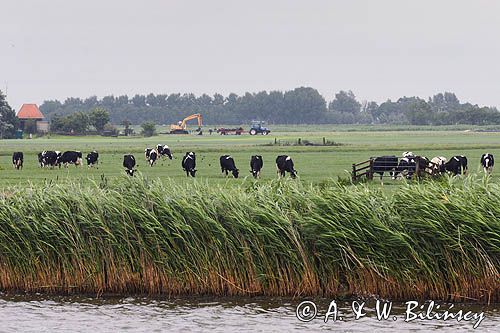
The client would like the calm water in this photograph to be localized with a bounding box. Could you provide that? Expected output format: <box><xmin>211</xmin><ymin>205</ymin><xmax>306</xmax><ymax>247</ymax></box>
<box><xmin>0</xmin><ymin>294</ymin><xmax>498</xmax><ymax>332</ymax></box>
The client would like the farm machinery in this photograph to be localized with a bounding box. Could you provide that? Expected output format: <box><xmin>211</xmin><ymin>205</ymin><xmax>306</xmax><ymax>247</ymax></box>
<box><xmin>249</xmin><ymin>120</ymin><xmax>270</xmax><ymax>135</ymax></box>
<box><xmin>170</xmin><ymin>114</ymin><xmax>203</xmax><ymax>134</ymax></box>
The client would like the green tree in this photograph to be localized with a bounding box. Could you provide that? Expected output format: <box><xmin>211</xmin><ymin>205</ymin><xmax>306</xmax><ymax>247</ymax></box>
<box><xmin>89</xmin><ymin>107</ymin><xmax>110</xmax><ymax>132</ymax></box>
<box><xmin>0</xmin><ymin>91</ymin><xmax>18</xmax><ymax>139</ymax></box>
<box><xmin>329</xmin><ymin>90</ymin><xmax>361</xmax><ymax>114</ymax></box>
<box><xmin>141</xmin><ymin>122</ymin><xmax>156</xmax><ymax>137</ymax></box>
<box><xmin>50</xmin><ymin>112</ymin><xmax>89</xmax><ymax>134</ymax></box>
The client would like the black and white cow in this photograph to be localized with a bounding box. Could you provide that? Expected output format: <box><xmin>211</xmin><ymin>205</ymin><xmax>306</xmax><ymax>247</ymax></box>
<box><xmin>441</xmin><ymin>155</ymin><xmax>468</xmax><ymax>175</ymax></box>
<box><xmin>39</xmin><ymin>151</ymin><xmax>62</xmax><ymax>168</ymax></box>
<box><xmin>276</xmin><ymin>155</ymin><xmax>297</xmax><ymax>178</ymax></box>
<box><xmin>37</xmin><ymin>152</ymin><xmax>44</xmax><ymax>167</ymax></box>
<box><xmin>148</xmin><ymin>149</ymin><xmax>158</xmax><ymax>167</ymax></box>
<box><xmin>156</xmin><ymin>144</ymin><xmax>173</xmax><ymax>159</ymax></box>
<box><xmin>427</xmin><ymin>156</ymin><xmax>447</xmax><ymax>175</ymax></box>
<box><xmin>250</xmin><ymin>155</ymin><xmax>263</xmax><ymax>178</ymax></box>
<box><xmin>12</xmin><ymin>152</ymin><xmax>23</xmax><ymax>170</ymax></box>
<box><xmin>60</xmin><ymin>151</ymin><xmax>83</xmax><ymax>167</ymax></box>
<box><xmin>145</xmin><ymin>148</ymin><xmax>153</xmax><ymax>160</ymax></box>
<box><xmin>372</xmin><ymin>156</ymin><xmax>398</xmax><ymax>180</ymax></box>
<box><xmin>396</xmin><ymin>156</ymin><xmax>417</xmax><ymax>179</ymax></box>
<box><xmin>181</xmin><ymin>152</ymin><xmax>196</xmax><ymax>177</ymax></box>
<box><xmin>123</xmin><ymin>154</ymin><xmax>136</xmax><ymax>176</ymax></box>
<box><xmin>481</xmin><ymin>153</ymin><xmax>494</xmax><ymax>174</ymax></box>
<box><xmin>220</xmin><ymin>155</ymin><xmax>239</xmax><ymax>178</ymax></box>
<box><xmin>86</xmin><ymin>151</ymin><xmax>99</xmax><ymax>168</ymax></box>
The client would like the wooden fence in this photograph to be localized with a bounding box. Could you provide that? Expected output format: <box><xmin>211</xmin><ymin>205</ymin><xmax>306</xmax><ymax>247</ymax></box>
<box><xmin>352</xmin><ymin>156</ymin><xmax>441</xmax><ymax>182</ymax></box>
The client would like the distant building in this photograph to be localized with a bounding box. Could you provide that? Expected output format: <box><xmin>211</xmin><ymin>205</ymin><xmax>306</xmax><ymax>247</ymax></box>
<box><xmin>16</xmin><ymin>103</ymin><xmax>49</xmax><ymax>133</ymax></box>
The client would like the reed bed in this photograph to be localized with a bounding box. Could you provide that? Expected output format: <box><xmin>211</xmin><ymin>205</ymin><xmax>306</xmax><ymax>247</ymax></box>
<box><xmin>0</xmin><ymin>176</ymin><xmax>498</xmax><ymax>302</ymax></box>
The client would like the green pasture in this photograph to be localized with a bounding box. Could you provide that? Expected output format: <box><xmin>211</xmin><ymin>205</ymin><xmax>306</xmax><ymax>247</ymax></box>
<box><xmin>1</xmin><ymin>128</ymin><xmax>500</xmax><ymax>187</ymax></box>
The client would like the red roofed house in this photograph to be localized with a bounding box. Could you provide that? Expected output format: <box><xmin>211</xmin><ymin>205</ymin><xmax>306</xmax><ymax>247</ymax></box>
<box><xmin>16</xmin><ymin>104</ymin><xmax>49</xmax><ymax>133</ymax></box>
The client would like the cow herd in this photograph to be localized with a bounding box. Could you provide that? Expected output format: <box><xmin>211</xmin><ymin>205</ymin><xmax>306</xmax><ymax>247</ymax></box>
<box><xmin>6</xmin><ymin>146</ymin><xmax>495</xmax><ymax>181</ymax></box>
<box><xmin>9</xmin><ymin>150</ymin><xmax>99</xmax><ymax>169</ymax></box>
<box><xmin>122</xmin><ymin>144</ymin><xmax>298</xmax><ymax>179</ymax></box>
<box><xmin>371</xmin><ymin>152</ymin><xmax>494</xmax><ymax>180</ymax></box>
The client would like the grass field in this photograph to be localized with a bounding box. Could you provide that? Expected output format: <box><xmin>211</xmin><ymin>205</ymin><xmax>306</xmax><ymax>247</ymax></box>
<box><xmin>1</xmin><ymin>127</ymin><xmax>500</xmax><ymax>187</ymax></box>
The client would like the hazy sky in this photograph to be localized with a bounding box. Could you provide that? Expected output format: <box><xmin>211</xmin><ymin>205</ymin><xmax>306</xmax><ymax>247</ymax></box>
<box><xmin>2</xmin><ymin>0</ymin><xmax>499</xmax><ymax>110</ymax></box>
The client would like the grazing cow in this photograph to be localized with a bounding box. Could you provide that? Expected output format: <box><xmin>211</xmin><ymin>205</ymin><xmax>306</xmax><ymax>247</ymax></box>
<box><xmin>428</xmin><ymin>156</ymin><xmax>447</xmax><ymax>175</ymax></box>
<box><xmin>396</xmin><ymin>156</ymin><xmax>417</xmax><ymax>179</ymax></box>
<box><xmin>148</xmin><ymin>149</ymin><xmax>158</xmax><ymax>167</ymax></box>
<box><xmin>145</xmin><ymin>148</ymin><xmax>153</xmax><ymax>160</ymax></box>
<box><xmin>415</xmin><ymin>156</ymin><xmax>430</xmax><ymax>177</ymax></box>
<box><xmin>250</xmin><ymin>155</ymin><xmax>263</xmax><ymax>178</ymax></box>
<box><xmin>276</xmin><ymin>155</ymin><xmax>297</xmax><ymax>178</ymax></box>
<box><xmin>156</xmin><ymin>144</ymin><xmax>173</xmax><ymax>159</ymax></box>
<box><xmin>60</xmin><ymin>151</ymin><xmax>83</xmax><ymax>167</ymax></box>
<box><xmin>181</xmin><ymin>152</ymin><xmax>197</xmax><ymax>177</ymax></box>
<box><xmin>39</xmin><ymin>151</ymin><xmax>62</xmax><ymax>168</ymax></box>
<box><xmin>441</xmin><ymin>155</ymin><xmax>468</xmax><ymax>175</ymax></box>
<box><xmin>220</xmin><ymin>155</ymin><xmax>239</xmax><ymax>178</ymax></box>
<box><xmin>38</xmin><ymin>152</ymin><xmax>44</xmax><ymax>167</ymax></box>
<box><xmin>372</xmin><ymin>156</ymin><xmax>398</xmax><ymax>180</ymax></box>
<box><xmin>86</xmin><ymin>151</ymin><xmax>99</xmax><ymax>168</ymax></box>
<box><xmin>123</xmin><ymin>154</ymin><xmax>136</xmax><ymax>176</ymax></box>
<box><xmin>481</xmin><ymin>153</ymin><xmax>494</xmax><ymax>174</ymax></box>
<box><xmin>12</xmin><ymin>152</ymin><xmax>23</xmax><ymax>170</ymax></box>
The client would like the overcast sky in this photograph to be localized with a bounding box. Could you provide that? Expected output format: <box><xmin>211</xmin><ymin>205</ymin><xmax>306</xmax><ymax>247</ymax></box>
<box><xmin>1</xmin><ymin>0</ymin><xmax>499</xmax><ymax>110</ymax></box>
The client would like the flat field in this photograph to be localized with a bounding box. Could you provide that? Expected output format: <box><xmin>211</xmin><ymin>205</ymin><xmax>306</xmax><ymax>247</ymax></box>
<box><xmin>1</xmin><ymin>126</ymin><xmax>500</xmax><ymax>187</ymax></box>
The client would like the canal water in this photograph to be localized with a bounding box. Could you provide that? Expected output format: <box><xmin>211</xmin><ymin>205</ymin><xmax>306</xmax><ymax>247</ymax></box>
<box><xmin>0</xmin><ymin>294</ymin><xmax>498</xmax><ymax>332</ymax></box>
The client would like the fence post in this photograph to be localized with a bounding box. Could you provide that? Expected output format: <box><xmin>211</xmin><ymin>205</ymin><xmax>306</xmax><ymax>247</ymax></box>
<box><xmin>298</xmin><ymin>138</ymin><xmax>302</xmax><ymax>145</ymax></box>
<box><xmin>274</xmin><ymin>137</ymin><xmax>277</xmax><ymax>145</ymax></box>
<box><xmin>323</xmin><ymin>137</ymin><xmax>326</xmax><ymax>145</ymax></box>
<box><xmin>415</xmin><ymin>156</ymin><xmax>420</xmax><ymax>179</ymax></box>
<box><xmin>352</xmin><ymin>164</ymin><xmax>357</xmax><ymax>182</ymax></box>
<box><xmin>368</xmin><ymin>159</ymin><xmax>374</xmax><ymax>180</ymax></box>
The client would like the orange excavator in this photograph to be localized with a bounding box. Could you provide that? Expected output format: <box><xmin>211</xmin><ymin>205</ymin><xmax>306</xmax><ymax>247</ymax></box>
<box><xmin>170</xmin><ymin>113</ymin><xmax>203</xmax><ymax>134</ymax></box>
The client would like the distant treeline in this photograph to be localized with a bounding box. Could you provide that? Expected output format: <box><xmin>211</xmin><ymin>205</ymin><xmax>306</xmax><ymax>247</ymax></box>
<box><xmin>39</xmin><ymin>88</ymin><xmax>500</xmax><ymax>125</ymax></box>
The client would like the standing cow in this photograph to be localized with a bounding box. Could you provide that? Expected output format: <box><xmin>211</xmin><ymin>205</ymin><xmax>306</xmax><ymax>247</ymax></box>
<box><xmin>182</xmin><ymin>152</ymin><xmax>197</xmax><ymax>177</ymax></box>
<box><xmin>250</xmin><ymin>155</ymin><xmax>263</xmax><ymax>178</ymax></box>
<box><xmin>148</xmin><ymin>149</ymin><xmax>158</xmax><ymax>166</ymax></box>
<box><xmin>396</xmin><ymin>156</ymin><xmax>416</xmax><ymax>179</ymax></box>
<box><xmin>60</xmin><ymin>151</ymin><xmax>83</xmax><ymax>167</ymax></box>
<box><xmin>276</xmin><ymin>155</ymin><xmax>297</xmax><ymax>178</ymax></box>
<box><xmin>12</xmin><ymin>152</ymin><xmax>23</xmax><ymax>170</ymax></box>
<box><xmin>220</xmin><ymin>155</ymin><xmax>239</xmax><ymax>178</ymax></box>
<box><xmin>145</xmin><ymin>148</ymin><xmax>153</xmax><ymax>160</ymax></box>
<box><xmin>38</xmin><ymin>151</ymin><xmax>62</xmax><ymax>168</ymax></box>
<box><xmin>123</xmin><ymin>154</ymin><xmax>136</xmax><ymax>176</ymax></box>
<box><xmin>372</xmin><ymin>156</ymin><xmax>398</xmax><ymax>180</ymax></box>
<box><xmin>441</xmin><ymin>155</ymin><xmax>468</xmax><ymax>175</ymax></box>
<box><xmin>86</xmin><ymin>151</ymin><xmax>99</xmax><ymax>168</ymax></box>
<box><xmin>428</xmin><ymin>156</ymin><xmax>447</xmax><ymax>175</ymax></box>
<box><xmin>156</xmin><ymin>144</ymin><xmax>173</xmax><ymax>159</ymax></box>
<box><xmin>481</xmin><ymin>153</ymin><xmax>494</xmax><ymax>174</ymax></box>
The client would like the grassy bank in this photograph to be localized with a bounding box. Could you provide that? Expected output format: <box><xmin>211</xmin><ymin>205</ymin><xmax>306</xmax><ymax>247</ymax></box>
<box><xmin>0</xmin><ymin>177</ymin><xmax>498</xmax><ymax>302</ymax></box>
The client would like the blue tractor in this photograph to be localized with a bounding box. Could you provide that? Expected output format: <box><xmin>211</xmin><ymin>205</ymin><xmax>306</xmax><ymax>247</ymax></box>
<box><xmin>249</xmin><ymin>121</ymin><xmax>270</xmax><ymax>135</ymax></box>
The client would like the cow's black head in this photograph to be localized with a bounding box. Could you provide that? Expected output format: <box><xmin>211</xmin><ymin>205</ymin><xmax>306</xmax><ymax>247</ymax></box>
<box><xmin>290</xmin><ymin>170</ymin><xmax>297</xmax><ymax>179</ymax></box>
<box><xmin>189</xmin><ymin>169</ymin><xmax>197</xmax><ymax>177</ymax></box>
<box><xmin>125</xmin><ymin>169</ymin><xmax>136</xmax><ymax>176</ymax></box>
<box><xmin>165</xmin><ymin>149</ymin><xmax>173</xmax><ymax>160</ymax></box>
<box><xmin>251</xmin><ymin>169</ymin><xmax>258</xmax><ymax>178</ymax></box>
<box><xmin>232</xmin><ymin>169</ymin><xmax>239</xmax><ymax>178</ymax></box>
